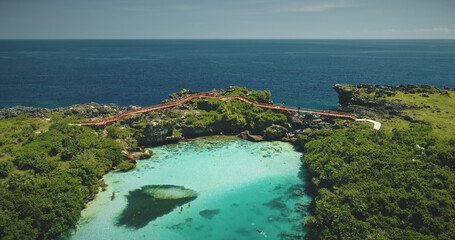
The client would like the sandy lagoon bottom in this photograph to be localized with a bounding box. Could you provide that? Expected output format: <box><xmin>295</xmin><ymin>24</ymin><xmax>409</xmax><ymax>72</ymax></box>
<box><xmin>69</xmin><ymin>136</ymin><xmax>311</xmax><ymax>240</ymax></box>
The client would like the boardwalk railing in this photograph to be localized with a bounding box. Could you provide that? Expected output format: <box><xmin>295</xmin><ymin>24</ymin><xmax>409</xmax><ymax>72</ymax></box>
<box><xmin>81</xmin><ymin>92</ymin><xmax>357</xmax><ymax>126</ymax></box>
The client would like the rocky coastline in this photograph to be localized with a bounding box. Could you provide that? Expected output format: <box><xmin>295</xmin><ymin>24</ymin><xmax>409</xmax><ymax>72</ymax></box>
<box><xmin>2</xmin><ymin>84</ymin><xmax>440</xmax><ymax>148</ymax></box>
<box><xmin>333</xmin><ymin>84</ymin><xmax>454</xmax><ymax>120</ymax></box>
<box><xmin>2</xmin><ymin>84</ymin><xmax>448</xmax><ymax>163</ymax></box>
<box><xmin>0</xmin><ymin>102</ymin><xmax>132</xmax><ymax>120</ymax></box>
<box><xmin>0</xmin><ymin>88</ymin><xmax>341</xmax><ymax>147</ymax></box>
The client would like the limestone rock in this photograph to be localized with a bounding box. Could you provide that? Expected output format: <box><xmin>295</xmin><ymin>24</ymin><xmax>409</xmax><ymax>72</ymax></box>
<box><xmin>333</xmin><ymin>84</ymin><xmax>409</xmax><ymax>117</ymax></box>
<box><xmin>264</xmin><ymin>125</ymin><xmax>288</xmax><ymax>140</ymax></box>
<box><xmin>238</xmin><ymin>130</ymin><xmax>264</xmax><ymax>142</ymax></box>
<box><xmin>134</xmin><ymin>121</ymin><xmax>180</xmax><ymax>146</ymax></box>
<box><xmin>142</xmin><ymin>149</ymin><xmax>152</xmax><ymax>159</ymax></box>
<box><xmin>127</xmin><ymin>152</ymin><xmax>143</xmax><ymax>160</ymax></box>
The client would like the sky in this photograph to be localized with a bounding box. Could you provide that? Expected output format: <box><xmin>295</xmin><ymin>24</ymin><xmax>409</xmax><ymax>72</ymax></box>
<box><xmin>0</xmin><ymin>0</ymin><xmax>455</xmax><ymax>39</ymax></box>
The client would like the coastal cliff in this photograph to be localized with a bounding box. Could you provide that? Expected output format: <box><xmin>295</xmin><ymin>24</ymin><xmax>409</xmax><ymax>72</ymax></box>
<box><xmin>80</xmin><ymin>86</ymin><xmax>343</xmax><ymax>146</ymax></box>
<box><xmin>333</xmin><ymin>84</ymin><xmax>454</xmax><ymax>117</ymax></box>
<box><xmin>333</xmin><ymin>84</ymin><xmax>410</xmax><ymax>117</ymax></box>
<box><xmin>333</xmin><ymin>84</ymin><xmax>455</xmax><ymax>138</ymax></box>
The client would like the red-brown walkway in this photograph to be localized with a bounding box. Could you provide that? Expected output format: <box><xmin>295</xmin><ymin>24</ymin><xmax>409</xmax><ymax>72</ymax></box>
<box><xmin>81</xmin><ymin>92</ymin><xmax>357</xmax><ymax>126</ymax></box>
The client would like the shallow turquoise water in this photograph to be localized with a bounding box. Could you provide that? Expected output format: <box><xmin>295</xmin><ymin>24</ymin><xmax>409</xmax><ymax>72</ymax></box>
<box><xmin>69</xmin><ymin>136</ymin><xmax>311</xmax><ymax>240</ymax></box>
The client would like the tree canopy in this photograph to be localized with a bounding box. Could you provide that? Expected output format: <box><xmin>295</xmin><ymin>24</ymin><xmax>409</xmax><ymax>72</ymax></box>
<box><xmin>302</xmin><ymin>123</ymin><xmax>455</xmax><ymax>239</ymax></box>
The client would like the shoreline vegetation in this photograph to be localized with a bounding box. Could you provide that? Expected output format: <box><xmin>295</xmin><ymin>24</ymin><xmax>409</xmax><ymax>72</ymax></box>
<box><xmin>1</xmin><ymin>85</ymin><xmax>455</xmax><ymax>239</ymax></box>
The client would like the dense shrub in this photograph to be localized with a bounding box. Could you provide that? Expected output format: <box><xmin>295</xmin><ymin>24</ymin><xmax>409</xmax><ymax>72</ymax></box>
<box><xmin>0</xmin><ymin>161</ymin><xmax>13</xmax><ymax>178</ymax></box>
<box><xmin>221</xmin><ymin>86</ymin><xmax>272</xmax><ymax>103</ymax></box>
<box><xmin>190</xmin><ymin>98</ymin><xmax>287</xmax><ymax>133</ymax></box>
<box><xmin>117</xmin><ymin>161</ymin><xmax>136</xmax><ymax>171</ymax></box>
<box><xmin>303</xmin><ymin>123</ymin><xmax>455</xmax><ymax>239</ymax></box>
<box><xmin>0</xmin><ymin>121</ymin><xmax>123</xmax><ymax>240</ymax></box>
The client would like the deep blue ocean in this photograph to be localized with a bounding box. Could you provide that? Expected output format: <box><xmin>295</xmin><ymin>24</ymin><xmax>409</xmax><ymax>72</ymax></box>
<box><xmin>1</xmin><ymin>40</ymin><xmax>454</xmax><ymax>110</ymax></box>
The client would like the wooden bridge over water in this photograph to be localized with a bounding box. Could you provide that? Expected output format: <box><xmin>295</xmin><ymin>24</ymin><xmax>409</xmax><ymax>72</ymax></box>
<box><xmin>81</xmin><ymin>92</ymin><xmax>357</xmax><ymax>126</ymax></box>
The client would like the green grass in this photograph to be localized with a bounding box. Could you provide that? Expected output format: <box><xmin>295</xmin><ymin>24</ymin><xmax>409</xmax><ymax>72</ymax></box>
<box><xmin>221</xmin><ymin>86</ymin><xmax>272</xmax><ymax>103</ymax></box>
<box><xmin>0</xmin><ymin>115</ymin><xmax>53</xmax><ymax>161</ymax></box>
<box><xmin>376</xmin><ymin>116</ymin><xmax>410</xmax><ymax>133</ymax></box>
<box><xmin>381</xmin><ymin>91</ymin><xmax>455</xmax><ymax>139</ymax></box>
<box><xmin>340</xmin><ymin>85</ymin><xmax>455</xmax><ymax>139</ymax></box>
<box><xmin>172</xmin><ymin>128</ymin><xmax>182</xmax><ymax>138</ymax></box>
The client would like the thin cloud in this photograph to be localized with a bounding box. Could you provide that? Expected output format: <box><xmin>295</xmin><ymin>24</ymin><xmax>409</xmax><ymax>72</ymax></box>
<box><xmin>358</xmin><ymin>27</ymin><xmax>455</xmax><ymax>39</ymax></box>
<box><xmin>288</xmin><ymin>1</ymin><xmax>351</xmax><ymax>13</ymax></box>
<box><xmin>362</xmin><ymin>27</ymin><xmax>455</xmax><ymax>36</ymax></box>
<box><xmin>381</xmin><ymin>27</ymin><xmax>455</xmax><ymax>34</ymax></box>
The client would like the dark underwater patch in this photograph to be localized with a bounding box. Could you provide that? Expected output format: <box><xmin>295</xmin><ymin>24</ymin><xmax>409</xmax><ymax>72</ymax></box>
<box><xmin>273</xmin><ymin>184</ymin><xmax>282</xmax><ymax>191</ymax></box>
<box><xmin>263</xmin><ymin>197</ymin><xmax>287</xmax><ymax>210</ymax></box>
<box><xmin>116</xmin><ymin>185</ymin><xmax>197</xmax><ymax>229</ymax></box>
<box><xmin>235</xmin><ymin>227</ymin><xmax>252</xmax><ymax>236</ymax></box>
<box><xmin>199</xmin><ymin>209</ymin><xmax>220</xmax><ymax>219</ymax></box>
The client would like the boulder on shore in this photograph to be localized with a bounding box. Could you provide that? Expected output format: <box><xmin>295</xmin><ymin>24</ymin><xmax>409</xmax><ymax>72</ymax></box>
<box><xmin>238</xmin><ymin>130</ymin><xmax>264</xmax><ymax>142</ymax></box>
<box><xmin>126</xmin><ymin>149</ymin><xmax>152</xmax><ymax>160</ymax></box>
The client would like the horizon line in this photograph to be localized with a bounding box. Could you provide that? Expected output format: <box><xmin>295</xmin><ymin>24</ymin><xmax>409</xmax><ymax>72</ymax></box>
<box><xmin>1</xmin><ymin>38</ymin><xmax>455</xmax><ymax>41</ymax></box>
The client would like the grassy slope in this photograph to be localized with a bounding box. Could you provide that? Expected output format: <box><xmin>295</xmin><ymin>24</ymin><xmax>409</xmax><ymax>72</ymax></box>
<box><xmin>0</xmin><ymin>116</ymin><xmax>50</xmax><ymax>163</ymax></box>
<box><xmin>385</xmin><ymin>91</ymin><xmax>455</xmax><ymax>139</ymax></box>
<box><xmin>348</xmin><ymin>86</ymin><xmax>455</xmax><ymax>139</ymax></box>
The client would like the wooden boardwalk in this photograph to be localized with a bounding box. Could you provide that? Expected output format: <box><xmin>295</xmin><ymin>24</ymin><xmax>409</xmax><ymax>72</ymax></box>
<box><xmin>81</xmin><ymin>92</ymin><xmax>357</xmax><ymax>126</ymax></box>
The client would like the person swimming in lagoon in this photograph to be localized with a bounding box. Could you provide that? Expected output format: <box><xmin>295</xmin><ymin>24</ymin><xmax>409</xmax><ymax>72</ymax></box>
<box><xmin>256</xmin><ymin>229</ymin><xmax>267</xmax><ymax>238</ymax></box>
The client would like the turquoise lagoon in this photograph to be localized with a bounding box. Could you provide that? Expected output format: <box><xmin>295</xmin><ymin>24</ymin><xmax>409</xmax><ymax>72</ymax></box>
<box><xmin>69</xmin><ymin>136</ymin><xmax>311</xmax><ymax>240</ymax></box>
